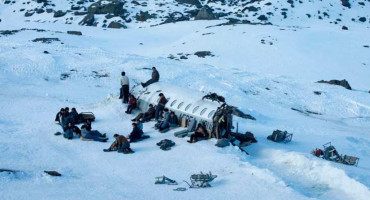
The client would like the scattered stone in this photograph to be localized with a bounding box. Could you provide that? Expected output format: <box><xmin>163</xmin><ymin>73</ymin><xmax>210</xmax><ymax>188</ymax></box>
<box><xmin>46</xmin><ymin>8</ymin><xmax>53</xmax><ymax>13</ymax></box>
<box><xmin>291</xmin><ymin>108</ymin><xmax>322</xmax><ymax>115</ymax></box>
<box><xmin>108</xmin><ymin>21</ymin><xmax>127</xmax><ymax>29</ymax></box>
<box><xmin>162</xmin><ymin>12</ymin><xmax>189</xmax><ymax>24</ymax></box>
<box><xmin>135</xmin><ymin>11</ymin><xmax>156</xmax><ymax>22</ymax></box>
<box><xmin>67</xmin><ymin>31</ymin><xmax>82</xmax><ymax>35</ymax></box>
<box><xmin>60</xmin><ymin>73</ymin><xmax>70</xmax><ymax>80</ymax></box>
<box><xmin>79</xmin><ymin>14</ymin><xmax>95</xmax><ymax>26</ymax></box>
<box><xmin>180</xmin><ymin>55</ymin><xmax>188</xmax><ymax>59</ymax></box>
<box><xmin>317</xmin><ymin>79</ymin><xmax>352</xmax><ymax>90</ymax></box>
<box><xmin>342</xmin><ymin>25</ymin><xmax>348</xmax><ymax>30</ymax></box>
<box><xmin>71</xmin><ymin>5</ymin><xmax>81</xmax><ymax>10</ymax></box>
<box><xmin>74</xmin><ymin>11</ymin><xmax>88</xmax><ymax>16</ymax></box>
<box><xmin>0</xmin><ymin>169</ymin><xmax>19</xmax><ymax>173</ymax></box>
<box><xmin>0</xmin><ymin>30</ymin><xmax>20</xmax><ymax>35</ymax></box>
<box><xmin>364</xmin><ymin>45</ymin><xmax>369</xmax><ymax>48</ymax></box>
<box><xmin>194</xmin><ymin>51</ymin><xmax>214</xmax><ymax>58</ymax></box>
<box><xmin>313</xmin><ymin>91</ymin><xmax>322</xmax><ymax>95</ymax></box>
<box><xmin>36</xmin><ymin>8</ymin><xmax>45</xmax><ymax>14</ymax></box>
<box><xmin>88</xmin><ymin>0</ymin><xmax>127</xmax><ymax>16</ymax></box>
<box><xmin>24</xmin><ymin>11</ymin><xmax>34</xmax><ymax>17</ymax></box>
<box><xmin>43</xmin><ymin>51</ymin><xmax>49</xmax><ymax>54</ymax></box>
<box><xmin>341</xmin><ymin>0</ymin><xmax>351</xmax><ymax>8</ymax></box>
<box><xmin>32</xmin><ymin>38</ymin><xmax>60</xmax><ymax>43</ymax></box>
<box><xmin>257</xmin><ymin>15</ymin><xmax>268</xmax><ymax>21</ymax></box>
<box><xmin>359</xmin><ymin>17</ymin><xmax>367</xmax><ymax>22</ymax></box>
<box><xmin>54</xmin><ymin>10</ymin><xmax>66</xmax><ymax>18</ymax></box>
<box><xmin>44</xmin><ymin>171</ymin><xmax>61</xmax><ymax>176</ymax></box>
<box><xmin>195</xmin><ymin>5</ymin><xmax>217</xmax><ymax>20</ymax></box>
<box><xmin>242</xmin><ymin>6</ymin><xmax>259</xmax><ymax>12</ymax></box>
<box><xmin>175</xmin><ymin>0</ymin><xmax>202</xmax><ymax>8</ymax></box>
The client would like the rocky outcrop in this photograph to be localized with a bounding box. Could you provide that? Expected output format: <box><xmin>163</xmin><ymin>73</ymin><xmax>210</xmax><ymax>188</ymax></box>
<box><xmin>317</xmin><ymin>79</ymin><xmax>352</xmax><ymax>90</ymax></box>
<box><xmin>194</xmin><ymin>51</ymin><xmax>214</xmax><ymax>58</ymax></box>
<box><xmin>175</xmin><ymin>0</ymin><xmax>202</xmax><ymax>8</ymax></box>
<box><xmin>88</xmin><ymin>0</ymin><xmax>127</xmax><ymax>16</ymax></box>
<box><xmin>67</xmin><ymin>31</ymin><xmax>82</xmax><ymax>35</ymax></box>
<box><xmin>195</xmin><ymin>5</ymin><xmax>216</xmax><ymax>20</ymax></box>
<box><xmin>54</xmin><ymin>10</ymin><xmax>66</xmax><ymax>18</ymax></box>
<box><xmin>79</xmin><ymin>14</ymin><xmax>95</xmax><ymax>26</ymax></box>
<box><xmin>135</xmin><ymin>11</ymin><xmax>156</xmax><ymax>22</ymax></box>
<box><xmin>162</xmin><ymin>12</ymin><xmax>190</xmax><ymax>24</ymax></box>
<box><xmin>108</xmin><ymin>21</ymin><xmax>127</xmax><ymax>29</ymax></box>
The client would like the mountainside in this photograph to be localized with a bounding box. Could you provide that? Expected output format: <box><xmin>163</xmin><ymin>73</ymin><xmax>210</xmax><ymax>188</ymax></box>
<box><xmin>1</xmin><ymin>0</ymin><xmax>370</xmax><ymax>29</ymax></box>
<box><xmin>0</xmin><ymin>1</ymin><xmax>369</xmax><ymax>200</ymax></box>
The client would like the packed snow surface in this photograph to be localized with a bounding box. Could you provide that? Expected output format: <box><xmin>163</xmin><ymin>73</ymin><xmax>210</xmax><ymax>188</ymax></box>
<box><xmin>0</xmin><ymin>3</ymin><xmax>370</xmax><ymax>200</ymax></box>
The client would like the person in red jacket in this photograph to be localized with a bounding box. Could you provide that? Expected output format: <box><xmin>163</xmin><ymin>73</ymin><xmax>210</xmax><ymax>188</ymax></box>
<box><xmin>125</xmin><ymin>95</ymin><xmax>137</xmax><ymax>114</ymax></box>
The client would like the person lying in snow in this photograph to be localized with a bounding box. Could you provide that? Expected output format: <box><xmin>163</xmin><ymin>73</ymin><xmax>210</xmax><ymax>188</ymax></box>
<box><xmin>127</xmin><ymin>123</ymin><xmax>144</xmax><ymax>142</ymax></box>
<box><xmin>80</xmin><ymin>125</ymin><xmax>108</xmax><ymax>142</ymax></box>
<box><xmin>158</xmin><ymin>111</ymin><xmax>178</xmax><ymax>131</ymax></box>
<box><xmin>188</xmin><ymin>123</ymin><xmax>209</xmax><ymax>143</ymax></box>
<box><xmin>131</xmin><ymin>104</ymin><xmax>156</xmax><ymax>122</ymax></box>
<box><xmin>141</xmin><ymin>67</ymin><xmax>159</xmax><ymax>88</ymax></box>
<box><xmin>63</xmin><ymin>122</ymin><xmax>81</xmax><ymax>139</ymax></box>
<box><xmin>104</xmin><ymin>134</ymin><xmax>131</xmax><ymax>153</ymax></box>
<box><xmin>125</xmin><ymin>95</ymin><xmax>137</xmax><ymax>114</ymax></box>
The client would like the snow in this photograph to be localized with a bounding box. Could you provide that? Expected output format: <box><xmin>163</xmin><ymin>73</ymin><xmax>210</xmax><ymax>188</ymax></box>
<box><xmin>1</xmin><ymin>1</ymin><xmax>370</xmax><ymax>200</ymax></box>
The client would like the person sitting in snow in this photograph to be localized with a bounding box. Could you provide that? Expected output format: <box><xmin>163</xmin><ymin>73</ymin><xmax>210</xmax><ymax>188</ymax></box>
<box><xmin>69</xmin><ymin>107</ymin><xmax>81</xmax><ymax>124</ymax></box>
<box><xmin>80</xmin><ymin>125</ymin><xmax>108</xmax><ymax>142</ymax></box>
<box><xmin>55</xmin><ymin>108</ymin><xmax>65</xmax><ymax>124</ymax></box>
<box><xmin>158</xmin><ymin>111</ymin><xmax>178</xmax><ymax>131</ymax></box>
<box><xmin>154</xmin><ymin>108</ymin><xmax>169</xmax><ymax>129</ymax></box>
<box><xmin>127</xmin><ymin>123</ymin><xmax>143</xmax><ymax>142</ymax></box>
<box><xmin>187</xmin><ymin>123</ymin><xmax>209</xmax><ymax>143</ymax></box>
<box><xmin>141</xmin><ymin>67</ymin><xmax>159</xmax><ymax>88</ymax></box>
<box><xmin>63</xmin><ymin>122</ymin><xmax>81</xmax><ymax>139</ymax></box>
<box><xmin>131</xmin><ymin>104</ymin><xmax>155</xmax><ymax>122</ymax></box>
<box><xmin>125</xmin><ymin>95</ymin><xmax>137</xmax><ymax>114</ymax></box>
<box><xmin>104</xmin><ymin>134</ymin><xmax>131</xmax><ymax>153</ymax></box>
<box><xmin>84</xmin><ymin>119</ymin><xmax>92</xmax><ymax>131</ymax></box>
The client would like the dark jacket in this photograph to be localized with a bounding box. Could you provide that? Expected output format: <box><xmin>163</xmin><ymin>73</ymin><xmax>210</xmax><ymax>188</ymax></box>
<box><xmin>73</xmin><ymin>126</ymin><xmax>81</xmax><ymax>135</ymax></box>
<box><xmin>146</xmin><ymin>107</ymin><xmax>155</xmax><ymax>116</ymax></box>
<box><xmin>69</xmin><ymin>111</ymin><xmax>79</xmax><ymax>122</ymax></box>
<box><xmin>116</xmin><ymin>135</ymin><xmax>129</xmax><ymax>147</ymax></box>
<box><xmin>129</xmin><ymin>127</ymin><xmax>142</xmax><ymax>141</ymax></box>
<box><xmin>158</xmin><ymin>96</ymin><xmax>167</xmax><ymax>106</ymax></box>
<box><xmin>129</xmin><ymin>97</ymin><xmax>137</xmax><ymax>106</ymax></box>
<box><xmin>195</xmin><ymin>126</ymin><xmax>209</xmax><ymax>138</ymax></box>
<box><xmin>152</xmin><ymin>70</ymin><xmax>159</xmax><ymax>81</ymax></box>
<box><xmin>167</xmin><ymin>114</ymin><xmax>178</xmax><ymax>125</ymax></box>
<box><xmin>55</xmin><ymin>112</ymin><xmax>61</xmax><ymax>122</ymax></box>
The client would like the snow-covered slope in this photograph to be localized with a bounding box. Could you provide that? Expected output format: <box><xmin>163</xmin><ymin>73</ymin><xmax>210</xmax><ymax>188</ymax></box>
<box><xmin>0</xmin><ymin>1</ymin><xmax>370</xmax><ymax>200</ymax></box>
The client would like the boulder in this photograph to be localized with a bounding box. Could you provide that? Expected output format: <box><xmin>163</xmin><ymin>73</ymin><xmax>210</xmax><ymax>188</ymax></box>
<box><xmin>135</xmin><ymin>11</ymin><xmax>156</xmax><ymax>22</ymax></box>
<box><xmin>162</xmin><ymin>12</ymin><xmax>190</xmax><ymax>24</ymax></box>
<box><xmin>88</xmin><ymin>0</ymin><xmax>127</xmax><ymax>16</ymax></box>
<box><xmin>342</xmin><ymin>26</ymin><xmax>348</xmax><ymax>30</ymax></box>
<box><xmin>36</xmin><ymin>8</ymin><xmax>45</xmax><ymax>14</ymax></box>
<box><xmin>74</xmin><ymin>11</ymin><xmax>88</xmax><ymax>16</ymax></box>
<box><xmin>359</xmin><ymin>17</ymin><xmax>367</xmax><ymax>22</ymax></box>
<box><xmin>108</xmin><ymin>21</ymin><xmax>127</xmax><ymax>29</ymax></box>
<box><xmin>46</xmin><ymin>8</ymin><xmax>53</xmax><ymax>13</ymax></box>
<box><xmin>317</xmin><ymin>79</ymin><xmax>352</xmax><ymax>90</ymax></box>
<box><xmin>195</xmin><ymin>5</ymin><xmax>216</xmax><ymax>20</ymax></box>
<box><xmin>194</xmin><ymin>51</ymin><xmax>214</xmax><ymax>58</ymax></box>
<box><xmin>54</xmin><ymin>10</ymin><xmax>66</xmax><ymax>18</ymax></box>
<box><xmin>44</xmin><ymin>171</ymin><xmax>61</xmax><ymax>176</ymax></box>
<box><xmin>71</xmin><ymin>5</ymin><xmax>81</xmax><ymax>10</ymax></box>
<box><xmin>341</xmin><ymin>0</ymin><xmax>351</xmax><ymax>8</ymax></box>
<box><xmin>242</xmin><ymin>6</ymin><xmax>259</xmax><ymax>12</ymax></box>
<box><xmin>79</xmin><ymin>14</ymin><xmax>95</xmax><ymax>26</ymax></box>
<box><xmin>25</xmin><ymin>11</ymin><xmax>34</xmax><ymax>17</ymax></box>
<box><xmin>257</xmin><ymin>15</ymin><xmax>268</xmax><ymax>21</ymax></box>
<box><xmin>175</xmin><ymin>0</ymin><xmax>202</xmax><ymax>8</ymax></box>
<box><xmin>67</xmin><ymin>31</ymin><xmax>82</xmax><ymax>35</ymax></box>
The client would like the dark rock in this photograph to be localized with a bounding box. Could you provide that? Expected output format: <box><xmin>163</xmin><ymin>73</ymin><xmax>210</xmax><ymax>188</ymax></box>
<box><xmin>71</xmin><ymin>5</ymin><xmax>81</xmax><ymax>10</ymax></box>
<box><xmin>184</xmin><ymin>9</ymin><xmax>199</xmax><ymax>18</ymax></box>
<box><xmin>74</xmin><ymin>11</ymin><xmax>88</xmax><ymax>15</ymax></box>
<box><xmin>131</xmin><ymin>1</ymin><xmax>140</xmax><ymax>6</ymax></box>
<box><xmin>88</xmin><ymin>0</ymin><xmax>127</xmax><ymax>16</ymax></box>
<box><xmin>108</xmin><ymin>21</ymin><xmax>127</xmax><ymax>29</ymax></box>
<box><xmin>46</xmin><ymin>8</ymin><xmax>53</xmax><ymax>13</ymax></box>
<box><xmin>105</xmin><ymin>13</ymin><xmax>115</xmax><ymax>19</ymax></box>
<box><xmin>195</xmin><ymin>5</ymin><xmax>217</xmax><ymax>20</ymax></box>
<box><xmin>0</xmin><ymin>169</ymin><xmax>20</xmax><ymax>173</ymax></box>
<box><xmin>32</xmin><ymin>38</ymin><xmax>60</xmax><ymax>43</ymax></box>
<box><xmin>36</xmin><ymin>8</ymin><xmax>45</xmax><ymax>14</ymax></box>
<box><xmin>341</xmin><ymin>0</ymin><xmax>351</xmax><ymax>8</ymax></box>
<box><xmin>317</xmin><ymin>79</ymin><xmax>352</xmax><ymax>90</ymax></box>
<box><xmin>43</xmin><ymin>51</ymin><xmax>49</xmax><ymax>54</ymax></box>
<box><xmin>180</xmin><ymin>55</ymin><xmax>188</xmax><ymax>59</ymax></box>
<box><xmin>359</xmin><ymin>17</ymin><xmax>367</xmax><ymax>22</ymax></box>
<box><xmin>0</xmin><ymin>30</ymin><xmax>20</xmax><ymax>35</ymax></box>
<box><xmin>194</xmin><ymin>51</ymin><xmax>214</xmax><ymax>58</ymax></box>
<box><xmin>364</xmin><ymin>45</ymin><xmax>369</xmax><ymax>48</ymax></box>
<box><xmin>242</xmin><ymin>6</ymin><xmax>259</xmax><ymax>12</ymax></box>
<box><xmin>342</xmin><ymin>25</ymin><xmax>348</xmax><ymax>30</ymax></box>
<box><xmin>54</xmin><ymin>10</ymin><xmax>66</xmax><ymax>18</ymax></box>
<box><xmin>175</xmin><ymin>0</ymin><xmax>202</xmax><ymax>8</ymax></box>
<box><xmin>44</xmin><ymin>171</ymin><xmax>61</xmax><ymax>176</ymax></box>
<box><xmin>162</xmin><ymin>12</ymin><xmax>190</xmax><ymax>24</ymax></box>
<box><xmin>257</xmin><ymin>15</ymin><xmax>268</xmax><ymax>21</ymax></box>
<box><xmin>25</xmin><ymin>11</ymin><xmax>34</xmax><ymax>17</ymax></box>
<box><xmin>135</xmin><ymin>11</ymin><xmax>156</xmax><ymax>22</ymax></box>
<box><xmin>67</xmin><ymin>31</ymin><xmax>82</xmax><ymax>35</ymax></box>
<box><xmin>313</xmin><ymin>91</ymin><xmax>322</xmax><ymax>95</ymax></box>
<box><xmin>79</xmin><ymin>14</ymin><xmax>94</xmax><ymax>26</ymax></box>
